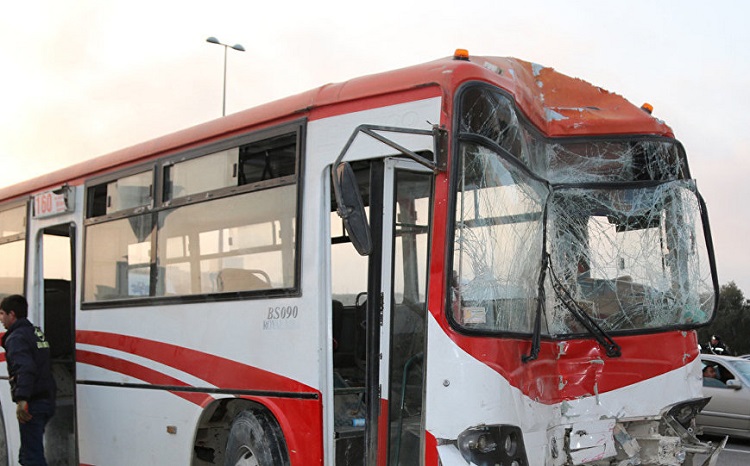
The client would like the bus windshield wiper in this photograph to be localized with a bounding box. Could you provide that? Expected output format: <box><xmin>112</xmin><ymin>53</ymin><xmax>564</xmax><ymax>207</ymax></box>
<box><xmin>549</xmin><ymin>266</ymin><xmax>622</xmax><ymax>358</ymax></box>
<box><xmin>521</xmin><ymin>185</ymin><xmax>622</xmax><ymax>364</ymax></box>
<box><xmin>522</xmin><ymin>252</ymin><xmax>548</xmax><ymax>363</ymax></box>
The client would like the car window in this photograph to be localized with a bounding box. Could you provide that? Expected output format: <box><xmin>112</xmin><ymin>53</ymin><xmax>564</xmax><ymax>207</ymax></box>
<box><xmin>702</xmin><ymin>359</ymin><xmax>737</xmax><ymax>386</ymax></box>
<box><xmin>713</xmin><ymin>361</ymin><xmax>735</xmax><ymax>384</ymax></box>
<box><xmin>702</xmin><ymin>376</ymin><xmax>726</xmax><ymax>388</ymax></box>
<box><xmin>702</xmin><ymin>362</ymin><xmax>719</xmax><ymax>380</ymax></box>
<box><xmin>730</xmin><ymin>359</ymin><xmax>750</xmax><ymax>381</ymax></box>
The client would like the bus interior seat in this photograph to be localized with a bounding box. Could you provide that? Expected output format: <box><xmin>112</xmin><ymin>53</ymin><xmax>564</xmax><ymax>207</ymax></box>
<box><xmin>217</xmin><ymin>268</ymin><xmax>271</xmax><ymax>292</ymax></box>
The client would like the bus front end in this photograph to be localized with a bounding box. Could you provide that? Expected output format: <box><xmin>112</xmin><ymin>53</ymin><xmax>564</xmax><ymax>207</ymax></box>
<box><xmin>429</xmin><ymin>70</ymin><xmax>721</xmax><ymax>465</ymax></box>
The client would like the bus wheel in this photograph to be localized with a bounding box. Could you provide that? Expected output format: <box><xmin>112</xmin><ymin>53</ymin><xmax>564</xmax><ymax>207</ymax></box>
<box><xmin>224</xmin><ymin>410</ymin><xmax>289</xmax><ymax>466</ymax></box>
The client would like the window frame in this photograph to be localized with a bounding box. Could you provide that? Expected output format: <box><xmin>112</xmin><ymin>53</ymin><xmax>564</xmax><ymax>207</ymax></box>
<box><xmin>81</xmin><ymin>120</ymin><xmax>305</xmax><ymax>309</ymax></box>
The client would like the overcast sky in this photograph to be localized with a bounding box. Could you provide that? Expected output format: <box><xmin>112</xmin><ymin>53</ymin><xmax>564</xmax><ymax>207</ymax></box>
<box><xmin>1</xmin><ymin>0</ymin><xmax>748</xmax><ymax>294</ymax></box>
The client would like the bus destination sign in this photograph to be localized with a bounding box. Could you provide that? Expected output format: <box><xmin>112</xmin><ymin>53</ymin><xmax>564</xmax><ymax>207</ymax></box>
<box><xmin>33</xmin><ymin>188</ymin><xmax>73</xmax><ymax>218</ymax></box>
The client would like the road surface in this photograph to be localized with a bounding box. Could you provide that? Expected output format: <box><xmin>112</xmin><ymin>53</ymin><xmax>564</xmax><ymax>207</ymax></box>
<box><xmin>692</xmin><ymin>436</ymin><xmax>750</xmax><ymax>465</ymax></box>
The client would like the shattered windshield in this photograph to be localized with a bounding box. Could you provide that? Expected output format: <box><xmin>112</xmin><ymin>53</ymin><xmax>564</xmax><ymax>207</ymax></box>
<box><xmin>451</xmin><ymin>85</ymin><xmax>716</xmax><ymax>336</ymax></box>
<box><xmin>452</xmin><ymin>144</ymin><xmax>546</xmax><ymax>333</ymax></box>
<box><xmin>546</xmin><ymin>182</ymin><xmax>713</xmax><ymax>333</ymax></box>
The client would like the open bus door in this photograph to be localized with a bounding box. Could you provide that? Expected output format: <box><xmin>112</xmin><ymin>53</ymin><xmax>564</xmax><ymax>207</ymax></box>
<box><xmin>378</xmin><ymin>159</ymin><xmax>432</xmax><ymax>466</ymax></box>
<box><xmin>39</xmin><ymin>223</ymin><xmax>78</xmax><ymax>465</ymax></box>
<box><xmin>331</xmin><ymin>144</ymin><xmax>435</xmax><ymax>465</ymax></box>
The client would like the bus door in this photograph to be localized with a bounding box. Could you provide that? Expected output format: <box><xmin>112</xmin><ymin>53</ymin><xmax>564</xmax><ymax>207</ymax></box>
<box><xmin>38</xmin><ymin>223</ymin><xmax>78</xmax><ymax>465</ymax></box>
<box><xmin>378</xmin><ymin>158</ymin><xmax>431</xmax><ymax>466</ymax></box>
<box><xmin>330</xmin><ymin>157</ymin><xmax>432</xmax><ymax>466</ymax></box>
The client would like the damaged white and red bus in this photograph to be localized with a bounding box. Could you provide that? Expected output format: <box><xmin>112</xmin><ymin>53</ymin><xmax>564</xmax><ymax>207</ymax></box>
<box><xmin>0</xmin><ymin>50</ymin><xmax>723</xmax><ymax>465</ymax></box>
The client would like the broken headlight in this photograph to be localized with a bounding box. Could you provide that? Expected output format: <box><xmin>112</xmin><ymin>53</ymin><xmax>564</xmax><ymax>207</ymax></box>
<box><xmin>457</xmin><ymin>425</ymin><xmax>528</xmax><ymax>466</ymax></box>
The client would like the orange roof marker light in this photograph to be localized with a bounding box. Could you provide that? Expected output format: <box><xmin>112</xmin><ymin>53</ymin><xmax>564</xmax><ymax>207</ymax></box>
<box><xmin>453</xmin><ymin>49</ymin><xmax>470</xmax><ymax>61</ymax></box>
<box><xmin>641</xmin><ymin>102</ymin><xmax>654</xmax><ymax>114</ymax></box>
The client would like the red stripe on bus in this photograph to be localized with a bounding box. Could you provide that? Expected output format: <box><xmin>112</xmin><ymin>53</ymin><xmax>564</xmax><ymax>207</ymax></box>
<box><xmin>436</xmin><ymin>321</ymin><xmax>700</xmax><ymax>404</ymax></box>
<box><xmin>377</xmin><ymin>398</ymin><xmax>389</xmax><ymax>466</ymax></box>
<box><xmin>424</xmin><ymin>431</ymin><xmax>439</xmax><ymax>466</ymax></box>
<box><xmin>76</xmin><ymin>345</ymin><xmax>325</xmax><ymax>466</ymax></box>
<box><xmin>77</xmin><ymin>349</ymin><xmax>212</xmax><ymax>406</ymax></box>
<box><xmin>76</xmin><ymin>330</ymin><xmax>316</xmax><ymax>394</ymax></box>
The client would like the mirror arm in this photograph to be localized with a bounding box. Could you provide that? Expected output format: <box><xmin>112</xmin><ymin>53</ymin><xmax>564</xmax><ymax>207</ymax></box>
<box><xmin>330</xmin><ymin>124</ymin><xmax>446</xmax><ymax>257</ymax></box>
<box><xmin>333</xmin><ymin>124</ymin><xmax>446</xmax><ymax>175</ymax></box>
<box><xmin>358</xmin><ymin>125</ymin><xmax>443</xmax><ymax>173</ymax></box>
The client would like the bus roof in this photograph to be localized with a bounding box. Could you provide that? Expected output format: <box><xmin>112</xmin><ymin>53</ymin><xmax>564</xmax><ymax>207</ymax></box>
<box><xmin>0</xmin><ymin>54</ymin><xmax>672</xmax><ymax>203</ymax></box>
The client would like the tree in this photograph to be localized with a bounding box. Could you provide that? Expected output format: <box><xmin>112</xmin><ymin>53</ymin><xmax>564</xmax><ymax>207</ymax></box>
<box><xmin>697</xmin><ymin>282</ymin><xmax>750</xmax><ymax>356</ymax></box>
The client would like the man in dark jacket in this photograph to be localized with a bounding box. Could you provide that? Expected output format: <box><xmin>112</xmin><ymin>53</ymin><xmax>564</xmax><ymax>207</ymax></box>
<box><xmin>0</xmin><ymin>295</ymin><xmax>55</xmax><ymax>466</ymax></box>
<box><xmin>703</xmin><ymin>334</ymin><xmax>731</xmax><ymax>356</ymax></box>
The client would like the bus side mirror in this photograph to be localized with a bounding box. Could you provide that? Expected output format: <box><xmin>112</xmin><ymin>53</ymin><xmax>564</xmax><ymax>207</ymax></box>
<box><xmin>333</xmin><ymin>162</ymin><xmax>372</xmax><ymax>256</ymax></box>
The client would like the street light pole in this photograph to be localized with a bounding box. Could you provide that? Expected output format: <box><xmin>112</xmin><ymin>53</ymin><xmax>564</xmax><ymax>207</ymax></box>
<box><xmin>206</xmin><ymin>37</ymin><xmax>245</xmax><ymax>116</ymax></box>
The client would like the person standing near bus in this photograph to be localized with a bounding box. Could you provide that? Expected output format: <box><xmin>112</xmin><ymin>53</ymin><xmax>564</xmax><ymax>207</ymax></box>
<box><xmin>0</xmin><ymin>295</ymin><xmax>56</xmax><ymax>466</ymax></box>
<box><xmin>703</xmin><ymin>334</ymin><xmax>731</xmax><ymax>356</ymax></box>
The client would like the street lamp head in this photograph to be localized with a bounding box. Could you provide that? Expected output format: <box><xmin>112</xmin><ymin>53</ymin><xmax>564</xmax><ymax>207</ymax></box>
<box><xmin>206</xmin><ymin>36</ymin><xmax>245</xmax><ymax>116</ymax></box>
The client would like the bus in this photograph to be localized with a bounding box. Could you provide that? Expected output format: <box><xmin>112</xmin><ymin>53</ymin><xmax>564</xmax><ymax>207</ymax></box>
<box><xmin>0</xmin><ymin>50</ymin><xmax>724</xmax><ymax>466</ymax></box>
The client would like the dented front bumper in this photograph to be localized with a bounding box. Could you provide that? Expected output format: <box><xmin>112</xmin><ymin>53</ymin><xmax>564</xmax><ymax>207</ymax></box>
<box><xmin>436</xmin><ymin>398</ymin><xmax>726</xmax><ymax>466</ymax></box>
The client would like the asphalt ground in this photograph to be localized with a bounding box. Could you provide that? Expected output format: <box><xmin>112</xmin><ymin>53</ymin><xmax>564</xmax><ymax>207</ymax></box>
<box><xmin>691</xmin><ymin>436</ymin><xmax>750</xmax><ymax>465</ymax></box>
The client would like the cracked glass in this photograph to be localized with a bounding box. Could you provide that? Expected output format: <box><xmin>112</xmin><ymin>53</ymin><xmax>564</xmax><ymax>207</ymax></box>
<box><xmin>452</xmin><ymin>86</ymin><xmax>716</xmax><ymax>335</ymax></box>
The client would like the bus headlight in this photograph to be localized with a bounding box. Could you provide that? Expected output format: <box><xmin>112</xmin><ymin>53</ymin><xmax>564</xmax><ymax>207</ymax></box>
<box><xmin>457</xmin><ymin>425</ymin><xmax>528</xmax><ymax>466</ymax></box>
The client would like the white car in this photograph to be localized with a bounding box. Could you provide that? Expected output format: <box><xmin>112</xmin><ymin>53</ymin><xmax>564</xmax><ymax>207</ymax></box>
<box><xmin>697</xmin><ymin>354</ymin><xmax>750</xmax><ymax>438</ymax></box>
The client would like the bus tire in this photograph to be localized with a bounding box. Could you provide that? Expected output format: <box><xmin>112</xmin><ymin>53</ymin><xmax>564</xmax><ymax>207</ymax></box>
<box><xmin>224</xmin><ymin>410</ymin><xmax>289</xmax><ymax>466</ymax></box>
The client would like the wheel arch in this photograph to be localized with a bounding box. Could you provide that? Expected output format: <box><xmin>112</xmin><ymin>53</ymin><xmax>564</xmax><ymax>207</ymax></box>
<box><xmin>191</xmin><ymin>397</ymin><xmax>291</xmax><ymax>466</ymax></box>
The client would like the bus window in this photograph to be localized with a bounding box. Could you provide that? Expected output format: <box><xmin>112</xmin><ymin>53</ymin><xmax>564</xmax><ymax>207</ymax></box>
<box><xmin>87</xmin><ymin>170</ymin><xmax>153</xmax><ymax>217</ymax></box>
<box><xmin>164</xmin><ymin>132</ymin><xmax>297</xmax><ymax>201</ymax></box>
<box><xmin>237</xmin><ymin>132</ymin><xmax>297</xmax><ymax>183</ymax></box>
<box><xmin>389</xmin><ymin>170</ymin><xmax>431</xmax><ymax>466</ymax></box>
<box><xmin>392</xmin><ymin>172</ymin><xmax>431</xmax><ymax>305</ymax></box>
<box><xmin>155</xmin><ymin>185</ymin><xmax>297</xmax><ymax>296</ymax></box>
<box><xmin>0</xmin><ymin>204</ymin><xmax>26</xmax><ymax>297</ymax></box>
<box><xmin>0</xmin><ymin>241</ymin><xmax>26</xmax><ymax>297</ymax></box>
<box><xmin>83</xmin><ymin>214</ymin><xmax>152</xmax><ymax>301</ymax></box>
<box><xmin>164</xmin><ymin>148</ymin><xmax>239</xmax><ymax>200</ymax></box>
<box><xmin>0</xmin><ymin>204</ymin><xmax>25</xmax><ymax>238</ymax></box>
<box><xmin>452</xmin><ymin>143</ymin><xmax>547</xmax><ymax>332</ymax></box>
<box><xmin>82</xmin><ymin>126</ymin><xmax>301</xmax><ymax>303</ymax></box>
